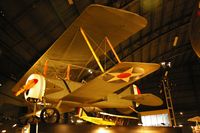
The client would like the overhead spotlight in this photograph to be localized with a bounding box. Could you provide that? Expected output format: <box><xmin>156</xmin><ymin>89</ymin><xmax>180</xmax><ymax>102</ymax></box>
<box><xmin>12</xmin><ymin>124</ymin><xmax>17</xmax><ymax>128</ymax></box>
<box><xmin>71</xmin><ymin>120</ymin><xmax>74</xmax><ymax>123</ymax></box>
<box><xmin>173</xmin><ymin>36</ymin><xmax>179</xmax><ymax>47</ymax></box>
<box><xmin>160</xmin><ymin>61</ymin><xmax>172</xmax><ymax>69</ymax></box>
<box><xmin>167</xmin><ymin>62</ymin><xmax>171</xmax><ymax>68</ymax></box>
<box><xmin>179</xmin><ymin>124</ymin><xmax>183</xmax><ymax>127</ymax></box>
<box><xmin>179</xmin><ymin>112</ymin><xmax>183</xmax><ymax>115</ymax></box>
<box><xmin>88</xmin><ymin>69</ymin><xmax>93</xmax><ymax>74</ymax></box>
<box><xmin>76</xmin><ymin>119</ymin><xmax>84</xmax><ymax>123</ymax></box>
<box><xmin>1</xmin><ymin>130</ymin><xmax>6</xmax><ymax>133</ymax></box>
<box><xmin>0</xmin><ymin>83</ymin><xmax>2</xmax><ymax>87</ymax></box>
<box><xmin>161</xmin><ymin>62</ymin><xmax>166</xmax><ymax>66</ymax></box>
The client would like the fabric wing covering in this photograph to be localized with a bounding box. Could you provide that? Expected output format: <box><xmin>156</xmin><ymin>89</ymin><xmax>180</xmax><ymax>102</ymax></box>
<box><xmin>12</xmin><ymin>4</ymin><xmax>147</xmax><ymax>92</ymax></box>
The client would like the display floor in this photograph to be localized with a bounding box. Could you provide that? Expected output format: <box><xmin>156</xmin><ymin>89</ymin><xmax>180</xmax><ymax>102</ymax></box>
<box><xmin>29</xmin><ymin>124</ymin><xmax>182</xmax><ymax>133</ymax></box>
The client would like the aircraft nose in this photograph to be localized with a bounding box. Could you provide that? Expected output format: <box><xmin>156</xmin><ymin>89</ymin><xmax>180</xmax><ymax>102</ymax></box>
<box><xmin>33</xmin><ymin>79</ymin><xmax>38</xmax><ymax>84</ymax></box>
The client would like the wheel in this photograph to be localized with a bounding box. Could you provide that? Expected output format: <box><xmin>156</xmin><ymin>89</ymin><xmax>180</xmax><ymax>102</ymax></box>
<box><xmin>40</xmin><ymin>107</ymin><xmax>60</xmax><ymax>124</ymax></box>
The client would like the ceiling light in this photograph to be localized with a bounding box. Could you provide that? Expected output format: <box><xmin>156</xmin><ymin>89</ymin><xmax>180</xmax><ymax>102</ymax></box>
<box><xmin>167</xmin><ymin>62</ymin><xmax>171</xmax><ymax>68</ymax></box>
<box><xmin>161</xmin><ymin>61</ymin><xmax>172</xmax><ymax>69</ymax></box>
<box><xmin>179</xmin><ymin>124</ymin><xmax>183</xmax><ymax>127</ymax></box>
<box><xmin>179</xmin><ymin>112</ymin><xmax>183</xmax><ymax>115</ymax></box>
<box><xmin>12</xmin><ymin>124</ymin><xmax>17</xmax><ymax>128</ymax></box>
<box><xmin>0</xmin><ymin>83</ymin><xmax>2</xmax><ymax>87</ymax></box>
<box><xmin>76</xmin><ymin>119</ymin><xmax>84</xmax><ymax>123</ymax></box>
<box><xmin>173</xmin><ymin>36</ymin><xmax>179</xmax><ymax>47</ymax></box>
<box><xmin>1</xmin><ymin>130</ymin><xmax>6</xmax><ymax>133</ymax></box>
<box><xmin>161</xmin><ymin>62</ymin><xmax>166</xmax><ymax>66</ymax></box>
<box><xmin>88</xmin><ymin>69</ymin><xmax>93</xmax><ymax>74</ymax></box>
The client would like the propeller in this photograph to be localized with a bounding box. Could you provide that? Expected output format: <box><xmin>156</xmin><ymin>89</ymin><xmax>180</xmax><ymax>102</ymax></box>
<box><xmin>15</xmin><ymin>60</ymin><xmax>48</xmax><ymax>96</ymax></box>
<box><xmin>14</xmin><ymin>79</ymin><xmax>38</xmax><ymax>96</ymax></box>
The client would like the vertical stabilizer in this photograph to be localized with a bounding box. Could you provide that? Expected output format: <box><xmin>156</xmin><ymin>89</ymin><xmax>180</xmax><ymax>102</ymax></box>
<box><xmin>133</xmin><ymin>85</ymin><xmax>141</xmax><ymax>107</ymax></box>
<box><xmin>133</xmin><ymin>84</ymin><xmax>141</xmax><ymax>95</ymax></box>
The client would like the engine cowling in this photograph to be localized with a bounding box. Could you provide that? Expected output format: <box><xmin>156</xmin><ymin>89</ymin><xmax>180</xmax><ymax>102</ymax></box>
<box><xmin>24</xmin><ymin>74</ymin><xmax>46</xmax><ymax>102</ymax></box>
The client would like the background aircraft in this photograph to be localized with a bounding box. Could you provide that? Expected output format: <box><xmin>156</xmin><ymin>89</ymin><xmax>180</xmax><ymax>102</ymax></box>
<box><xmin>76</xmin><ymin>108</ymin><xmax>138</xmax><ymax>126</ymax></box>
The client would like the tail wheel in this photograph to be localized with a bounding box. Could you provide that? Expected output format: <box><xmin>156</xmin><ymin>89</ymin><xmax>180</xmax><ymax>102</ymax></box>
<box><xmin>40</xmin><ymin>107</ymin><xmax>60</xmax><ymax>124</ymax></box>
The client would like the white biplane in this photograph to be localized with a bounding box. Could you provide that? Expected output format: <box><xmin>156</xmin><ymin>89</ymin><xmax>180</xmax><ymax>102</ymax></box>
<box><xmin>12</xmin><ymin>4</ymin><xmax>162</xmax><ymax>124</ymax></box>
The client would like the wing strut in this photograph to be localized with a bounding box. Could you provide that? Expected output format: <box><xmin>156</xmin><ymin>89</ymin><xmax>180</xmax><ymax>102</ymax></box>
<box><xmin>105</xmin><ymin>37</ymin><xmax>121</xmax><ymax>63</ymax></box>
<box><xmin>65</xmin><ymin>64</ymin><xmax>71</xmax><ymax>80</ymax></box>
<box><xmin>80</xmin><ymin>27</ymin><xmax>105</xmax><ymax>73</ymax></box>
<box><xmin>61</xmin><ymin>78</ymin><xmax>72</xmax><ymax>93</ymax></box>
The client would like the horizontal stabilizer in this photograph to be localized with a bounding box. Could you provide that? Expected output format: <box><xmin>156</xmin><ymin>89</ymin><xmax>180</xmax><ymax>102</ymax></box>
<box><xmin>188</xmin><ymin>116</ymin><xmax>200</xmax><ymax>122</ymax></box>
<box><xmin>122</xmin><ymin>94</ymin><xmax>163</xmax><ymax>106</ymax></box>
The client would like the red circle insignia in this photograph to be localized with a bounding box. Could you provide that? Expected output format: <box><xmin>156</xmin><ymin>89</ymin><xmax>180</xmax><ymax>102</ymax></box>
<box><xmin>117</xmin><ymin>73</ymin><xmax>131</xmax><ymax>78</ymax></box>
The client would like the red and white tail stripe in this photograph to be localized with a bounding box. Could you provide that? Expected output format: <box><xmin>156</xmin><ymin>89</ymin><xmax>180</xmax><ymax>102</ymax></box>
<box><xmin>133</xmin><ymin>84</ymin><xmax>141</xmax><ymax>95</ymax></box>
<box><xmin>133</xmin><ymin>84</ymin><xmax>141</xmax><ymax>107</ymax></box>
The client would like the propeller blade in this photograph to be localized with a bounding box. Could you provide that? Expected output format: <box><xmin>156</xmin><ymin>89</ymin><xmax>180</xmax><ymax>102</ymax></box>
<box><xmin>15</xmin><ymin>79</ymin><xmax>38</xmax><ymax>96</ymax></box>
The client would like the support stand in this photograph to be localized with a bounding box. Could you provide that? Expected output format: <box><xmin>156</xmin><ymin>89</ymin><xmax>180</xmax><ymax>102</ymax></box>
<box><xmin>162</xmin><ymin>71</ymin><xmax>177</xmax><ymax>127</ymax></box>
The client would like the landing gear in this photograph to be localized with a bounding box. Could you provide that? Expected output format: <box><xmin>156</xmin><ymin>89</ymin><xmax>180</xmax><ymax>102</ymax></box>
<box><xmin>40</xmin><ymin>107</ymin><xmax>60</xmax><ymax>124</ymax></box>
<box><xmin>27</xmin><ymin>116</ymin><xmax>40</xmax><ymax>124</ymax></box>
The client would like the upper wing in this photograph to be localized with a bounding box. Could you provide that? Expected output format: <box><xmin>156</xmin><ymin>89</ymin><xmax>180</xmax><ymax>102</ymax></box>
<box><xmin>64</xmin><ymin>62</ymin><xmax>160</xmax><ymax>103</ymax></box>
<box><xmin>12</xmin><ymin>4</ymin><xmax>147</xmax><ymax>93</ymax></box>
<box><xmin>99</xmin><ymin>112</ymin><xmax>138</xmax><ymax>120</ymax></box>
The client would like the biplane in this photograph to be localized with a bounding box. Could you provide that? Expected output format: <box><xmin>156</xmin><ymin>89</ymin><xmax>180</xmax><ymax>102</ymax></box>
<box><xmin>12</xmin><ymin>4</ymin><xmax>163</xmax><ymax>124</ymax></box>
<box><xmin>76</xmin><ymin>108</ymin><xmax>138</xmax><ymax>126</ymax></box>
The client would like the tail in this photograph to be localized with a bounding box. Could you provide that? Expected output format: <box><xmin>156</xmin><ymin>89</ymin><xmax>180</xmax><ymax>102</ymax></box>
<box><xmin>133</xmin><ymin>84</ymin><xmax>141</xmax><ymax>95</ymax></box>
<box><xmin>78</xmin><ymin>108</ymin><xmax>87</xmax><ymax>118</ymax></box>
<box><xmin>117</xmin><ymin>84</ymin><xmax>141</xmax><ymax>114</ymax></box>
<box><xmin>133</xmin><ymin>85</ymin><xmax>141</xmax><ymax>107</ymax></box>
<box><xmin>119</xmin><ymin>84</ymin><xmax>141</xmax><ymax>107</ymax></box>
